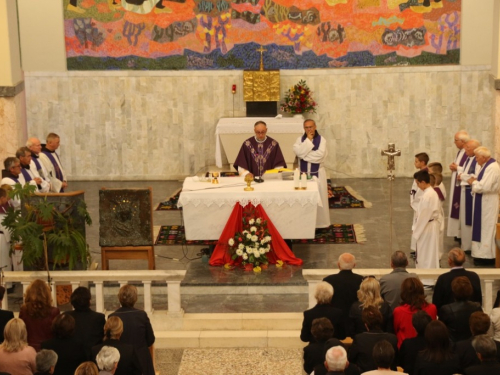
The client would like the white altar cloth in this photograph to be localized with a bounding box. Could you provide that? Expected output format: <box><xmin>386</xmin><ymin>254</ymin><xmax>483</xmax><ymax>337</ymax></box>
<box><xmin>215</xmin><ymin>117</ymin><xmax>304</xmax><ymax>168</ymax></box>
<box><xmin>178</xmin><ymin>177</ymin><xmax>321</xmax><ymax>240</ymax></box>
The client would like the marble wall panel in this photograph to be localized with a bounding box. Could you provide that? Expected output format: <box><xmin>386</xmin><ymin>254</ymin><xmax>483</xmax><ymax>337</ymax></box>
<box><xmin>24</xmin><ymin>66</ymin><xmax>495</xmax><ymax>180</ymax></box>
<box><xmin>0</xmin><ymin>91</ymin><xmax>27</xmax><ymax>162</ymax></box>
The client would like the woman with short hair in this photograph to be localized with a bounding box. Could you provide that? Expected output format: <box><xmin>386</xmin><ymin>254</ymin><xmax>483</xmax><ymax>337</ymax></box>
<box><xmin>74</xmin><ymin>362</ymin><xmax>99</xmax><ymax>375</ymax></box>
<box><xmin>0</xmin><ymin>318</ymin><xmax>37</xmax><ymax>375</ymax></box>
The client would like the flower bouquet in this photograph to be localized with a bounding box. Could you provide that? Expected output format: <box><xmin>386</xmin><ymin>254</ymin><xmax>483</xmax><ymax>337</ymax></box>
<box><xmin>280</xmin><ymin>79</ymin><xmax>317</xmax><ymax>114</ymax></box>
<box><xmin>228</xmin><ymin>217</ymin><xmax>272</xmax><ymax>271</ymax></box>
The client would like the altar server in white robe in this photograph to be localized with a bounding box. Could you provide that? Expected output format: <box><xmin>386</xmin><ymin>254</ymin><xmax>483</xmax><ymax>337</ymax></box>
<box><xmin>16</xmin><ymin>147</ymin><xmax>50</xmax><ymax>193</ymax></box>
<box><xmin>0</xmin><ymin>188</ymin><xmax>13</xmax><ymax>288</ymax></box>
<box><xmin>467</xmin><ymin>146</ymin><xmax>500</xmax><ymax>264</ymax></box>
<box><xmin>293</xmin><ymin>119</ymin><xmax>330</xmax><ymax>228</ymax></box>
<box><xmin>412</xmin><ymin>170</ymin><xmax>441</xmax><ymax>284</ymax></box>
<box><xmin>39</xmin><ymin>133</ymin><xmax>67</xmax><ymax>193</ymax></box>
<box><xmin>447</xmin><ymin>130</ymin><xmax>470</xmax><ymax>239</ymax></box>
<box><xmin>430</xmin><ymin>173</ymin><xmax>446</xmax><ymax>257</ymax></box>
<box><xmin>410</xmin><ymin>153</ymin><xmax>429</xmax><ymax>251</ymax></box>
<box><xmin>457</xmin><ymin>139</ymin><xmax>481</xmax><ymax>252</ymax></box>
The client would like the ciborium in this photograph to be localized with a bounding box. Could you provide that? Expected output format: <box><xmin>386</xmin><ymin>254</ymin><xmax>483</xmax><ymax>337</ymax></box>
<box><xmin>212</xmin><ymin>171</ymin><xmax>219</xmax><ymax>184</ymax></box>
<box><xmin>244</xmin><ymin>174</ymin><xmax>254</xmax><ymax>191</ymax></box>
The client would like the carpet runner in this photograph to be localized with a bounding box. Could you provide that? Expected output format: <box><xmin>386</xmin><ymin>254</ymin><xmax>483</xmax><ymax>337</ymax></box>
<box><xmin>154</xmin><ymin>224</ymin><xmax>365</xmax><ymax>246</ymax></box>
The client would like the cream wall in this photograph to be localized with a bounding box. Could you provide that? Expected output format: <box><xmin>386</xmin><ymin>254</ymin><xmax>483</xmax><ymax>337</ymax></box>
<box><xmin>0</xmin><ymin>0</ymin><xmax>23</xmax><ymax>86</ymax></box>
<box><xmin>461</xmin><ymin>0</ymin><xmax>495</xmax><ymax>66</ymax></box>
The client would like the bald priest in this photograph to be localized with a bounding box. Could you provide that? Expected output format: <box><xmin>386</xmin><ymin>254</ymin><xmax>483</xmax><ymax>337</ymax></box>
<box><xmin>233</xmin><ymin>121</ymin><xmax>286</xmax><ymax>179</ymax></box>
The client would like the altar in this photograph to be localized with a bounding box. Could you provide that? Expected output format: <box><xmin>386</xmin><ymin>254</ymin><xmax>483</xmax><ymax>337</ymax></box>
<box><xmin>177</xmin><ymin>177</ymin><xmax>321</xmax><ymax>240</ymax></box>
<box><xmin>215</xmin><ymin>117</ymin><xmax>304</xmax><ymax>168</ymax></box>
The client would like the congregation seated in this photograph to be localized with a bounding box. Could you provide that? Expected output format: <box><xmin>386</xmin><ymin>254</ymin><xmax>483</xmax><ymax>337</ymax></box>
<box><xmin>303</xmin><ymin>318</ymin><xmax>342</xmax><ymax>374</ymax></box>
<box><xmin>92</xmin><ymin>316</ymin><xmax>142</xmax><ymax>375</ymax></box>
<box><xmin>347</xmin><ymin>277</ymin><xmax>392</xmax><ymax>336</ymax></box>
<box><xmin>109</xmin><ymin>285</ymin><xmax>155</xmax><ymax>375</ymax></box>
<box><xmin>398</xmin><ymin>310</ymin><xmax>431</xmax><ymax>375</ymax></box>
<box><xmin>74</xmin><ymin>361</ymin><xmax>99</xmax><ymax>375</ymax></box>
<box><xmin>379</xmin><ymin>251</ymin><xmax>417</xmax><ymax>311</ymax></box>
<box><xmin>64</xmin><ymin>286</ymin><xmax>105</xmax><ymax>359</ymax></box>
<box><xmin>301</xmin><ymin>282</ymin><xmax>344</xmax><ymax>343</ymax></box>
<box><xmin>19</xmin><ymin>279</ymin><xmax>60</xmax><ymax>352</ymax></box>
<box><xmin>0</xmin><ymin>318</ymin><xmax>36</xmax><ymax>375</ymax></box>
<box><xmin>34</xmin><ymin>349</ymin><xmax>57</xmax><ymax>375</ymax></box>
<box><xmin>348</xmin><ymin>306</ymin><xmax>398</xmax><ymax>373</ymax></box>
<box><xmin>0</xmin><ymin>286</ymin><xmax>14</xmax><ymax>343</ymax></box>
<box><xmin>96</xmin><ymin>346</ymin><xmax>120</xmax><ymax>375</ymax></box>
<box><xmin>413</xmin><ymin>320</ymin><xmax>460</xmax><ymax>375</ymax></box>
<box><xmin>438</xmin><ymin>276</ymin><xmax>482</xmax><ymax>342</ymax></box>
<box><xmin>363</xmin><ymin>340</ymin><xmax>406</xmax><ymax>375</ymax></box>
<box><xmin>464</xmin><ymin>335</ymin><xmax>500</xmax><ymax>375</ymax></box>
<box><xmin>41</xmin><ymin>314</ymin><xmax>87</xmax><ymax>375</ymax></box>
<box><xmin>324</xmin><ymin>346</ymin><xmax>349</xmax><ymax>375</ymax></box>
<box><xmin>393</xmin><ymin>277</ymin><xmax>436</xmax><ymax>347</ymax></box>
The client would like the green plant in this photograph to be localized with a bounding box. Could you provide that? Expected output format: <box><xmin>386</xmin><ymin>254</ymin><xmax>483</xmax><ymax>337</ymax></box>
<box><xmin>1</xmin><ymin>183</ymin><xmax>92</xmax><ymax>271</ymax></box>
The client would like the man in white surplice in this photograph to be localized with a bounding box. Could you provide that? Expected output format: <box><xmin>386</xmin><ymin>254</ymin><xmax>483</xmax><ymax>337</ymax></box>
<box><xmin>447</xmin><ymin>130</ymin><xmax>470</xmax><ymax>240</ymax></box>
<box><xmin>412</xmin><ymin>170</ymin><xmax>441</xmax><ymax>284</ymax></box>
<box><xmin>467</xmin><ymin>146</ymin><xmax>500</xmax><ymax>265</ymax></box>
<box><xmin>293</xmin><ymin>119</ymin><xmax>330</xmax><ymax>228</ymax></box>
<box><xmin>456</xmin><ymin>139</ymin><xmax>481</xmax><ymax>253</ymax></box>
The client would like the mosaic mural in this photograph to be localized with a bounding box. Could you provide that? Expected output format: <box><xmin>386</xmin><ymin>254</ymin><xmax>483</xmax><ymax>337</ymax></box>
<box><xmin>64</xmin><ymin>0</ymin><xmax>460</xmax><ymax>70</ymax></box>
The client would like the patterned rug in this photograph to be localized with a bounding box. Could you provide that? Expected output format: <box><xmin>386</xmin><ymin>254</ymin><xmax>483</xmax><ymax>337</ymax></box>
<box><xmin>155</xmin><ymin>224</ymin><xmax>365</xmax><ymax>246</ymax></box>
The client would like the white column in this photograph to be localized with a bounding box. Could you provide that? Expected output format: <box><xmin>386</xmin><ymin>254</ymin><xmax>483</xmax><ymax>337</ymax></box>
<box><xmin>143</xmin><ymin>281</ymin><xmax>152</xmax><ymax>314</ymax></box>
<box><xmin>70</xmin><ymin>281</ymin><xmax>80</xmax><ymax>292</ymax></box>
<box><xmin>95</xmin><ymin>281</ymin><xmax>104</xmax><ymax>313</ymax></box>
<box><xmin>308</xmin><ymin>281</ymin><xmax>318</xmax><ymax>309</ymax></box>
<box><xmin>483</xmin><ymin>279</ymin><xmax>494</xmax><ymax>313</ymax></box>
<box><xmin>167</xmin><ymin>281</ymin><xmax>182</xmax><ymax>313</ymax></box>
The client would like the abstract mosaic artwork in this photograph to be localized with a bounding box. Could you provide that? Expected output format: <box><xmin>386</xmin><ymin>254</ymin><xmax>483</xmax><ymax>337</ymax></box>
<box><xmin>64</xmin><ymin>0</ymin><xmax>460</xmax><ymax>70</ymax></box>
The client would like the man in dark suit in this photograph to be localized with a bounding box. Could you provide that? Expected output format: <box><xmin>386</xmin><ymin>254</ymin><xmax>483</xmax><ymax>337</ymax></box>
<box><xmin>0</xmin><ymin>286</ymin><xmax>14</xmax><ymax>343</ymax></box>
<box><xmin>323</xmin><ymin>253</ymin><xmax>363</xmax><ymax>322</ymax></box>
<box><xmin>64</xmin><ymin>286</ymin><xmax>105</xmax><ymax>359</ymax></box>
<box><xmin>301</xmin><ymin>282</ymin><xmax>344</xmax><ymax>342</ymax></box>
<box><xmin>464</xmin><ymin>335</ymin><xmax>500</xmax><ymax>375</ymax></box>
<box><xmin>380</xmin><ymin>251</ymin><xmax>418</xmax><ymax>310</ymax></box>
<box><xmin>347</xmin><ymin>306</ymin><xmax>398</xmax><ymax>373</ymax></box>
<box><xmin>455</xmin><ymin>312</ymin><xmax>491</xmax><ymax>371</ymax></box>
<box><xmin>432</xmin><ymin>248</ymin><xmax>482</xmax><ymax>310</ymax></box>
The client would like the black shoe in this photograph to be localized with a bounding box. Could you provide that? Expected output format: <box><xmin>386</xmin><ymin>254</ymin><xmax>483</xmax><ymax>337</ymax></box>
<box><xmin>473</xmin><ymin>258</ymin><xmax>496</xmax><ymax>267</ymax></box>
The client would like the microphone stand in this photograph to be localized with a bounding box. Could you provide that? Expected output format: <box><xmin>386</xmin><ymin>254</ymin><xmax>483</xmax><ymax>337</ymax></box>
<box><xmin>254</xmin><ymin>146</ymin><xmax>264</xmax><ymax>183</ymax></box>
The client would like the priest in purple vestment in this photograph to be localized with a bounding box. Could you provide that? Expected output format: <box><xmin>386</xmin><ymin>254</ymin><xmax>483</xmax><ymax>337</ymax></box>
<box><xmin>233</xmin><ymin>121</ymin><xmax>286</xmax><ymax>179</ymax></box>
<box><xmin>39</xmin><ymin>133</ymin><xmax>67</xmax><ymax>193</ymax></box>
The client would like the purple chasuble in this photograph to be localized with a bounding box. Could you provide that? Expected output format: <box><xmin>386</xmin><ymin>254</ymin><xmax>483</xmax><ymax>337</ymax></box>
<box><xmin>464</xmin><ymin>158</ymin><xmax>477</xmax><ymax>226</ymax></box>
<box><xmin>233</xmin><ymin>137</ymin><xmax>286</xmax><ymax>177</ymax></box>
<box><xmin>450</xmin><ymin>151</ymin><xmax>468</xmax><ymax>219</ymax></box>
<box><xmin>299</xmin><ymin>132</ymin><xmax>321</xmax><ymax>177</ymax></box>
<box><xmin>20</xmin><ymin>168</ymin><xmax>32</xmax><ymax>182</ymax></box>
<box><xmin>472</xmin><ymin>158</ymin><xmax>496</xmax><ymax>242</ymax></box>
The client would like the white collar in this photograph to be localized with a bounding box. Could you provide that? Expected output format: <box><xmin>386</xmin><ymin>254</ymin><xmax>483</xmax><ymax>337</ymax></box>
<box><xmin>254</xmin><ymin>136</ymin><xmax>267</xmax><ymax>144</ymax></box>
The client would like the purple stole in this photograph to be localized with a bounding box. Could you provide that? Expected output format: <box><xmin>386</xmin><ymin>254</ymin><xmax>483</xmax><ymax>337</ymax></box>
<box><xmin>472</xmin><ymin>158</ymin><xmax>496</xmax><ymax>242</ymax></box>
<box><xmin>42</xmin><ymin>150</ymin><xmax>63</xmax><ymax>181</ymax></box>
<box><xmin>32</xmin><ymin>156</ymin><xmax>42</xmax><ymax>171</ymax></box>
<box><xmin>450</xmin><ymin>150</ymin><xmax>468</xmax><ymax>219</ymax></box>
<box><xmin>434</xmin><ymin>187</ymin><xmax>445</xmax><ymax>201</ymax></box>
<box><xmin>20</xmin><ymin>168</ymin><xmax>32</xmax><ymax>182</ymax></box>
<box><xmin>299</xmin><ymin>132</ymin><xmax>321</xmax><ymax>177</ymax></box>
<box><xmin>464</xmin><ymin>157</ymin><xmax>477</xmax><ymax>226</ymax></box>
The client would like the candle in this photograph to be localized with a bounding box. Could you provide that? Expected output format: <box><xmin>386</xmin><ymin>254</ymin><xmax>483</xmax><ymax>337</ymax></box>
<box><xmin>300</xmin><ymin>173</ymin><xmax>307</xmax><ymax>189</ymax></box>
<box><xmin>294</xmin><ymin>168</ymin><xmax>300</xmax><ymax>189</ymax></box>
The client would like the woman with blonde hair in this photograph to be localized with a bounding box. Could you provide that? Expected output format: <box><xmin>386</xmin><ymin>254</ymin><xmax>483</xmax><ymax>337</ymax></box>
<box><xmin>19</xmin><ymin>279</ymin><xmax>60</xmax><ymax>351</ymax></box>
<box><xmin>348</xmin><ymin>277</ymin><xmax>393</xmax><ymax>336</ymax></box>
<box><xmin>91</xmin><ymin>316</ymin><xmax>142</xmax><ymax>375</ymax></box>
<box><xmin>0</xmin><ymin>318</ymin><xmax>36</xmax><ymax>374</ymax></box>
<box><xmin>74</xmin><ymin>362</ymin><xmax>99</xmax><ymax>375</ymax></box>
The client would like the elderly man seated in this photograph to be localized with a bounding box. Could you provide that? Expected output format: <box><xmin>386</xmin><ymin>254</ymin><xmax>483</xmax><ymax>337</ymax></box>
<box><xmin>96</xmin><ymin>346</ymin><xmax>121</xmax><ymax>375</ymax></box>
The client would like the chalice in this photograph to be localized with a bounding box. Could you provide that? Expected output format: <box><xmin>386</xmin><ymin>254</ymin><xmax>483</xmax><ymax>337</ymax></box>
<box><xmin>244</xmin><ymin>174</ymin><xmax>254</xmax><ymax>191</ymax></box>
<box><xmin>212</xmin><ymin>171</ymin><xmax>219</xmax><ymax>184</ymax></box>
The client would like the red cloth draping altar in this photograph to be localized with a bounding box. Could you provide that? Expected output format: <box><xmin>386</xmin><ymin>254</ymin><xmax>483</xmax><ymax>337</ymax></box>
<box><xmin>209</xmin><ymin>203</ymin><xmax>303</xmax><ymax>267</ymax></box>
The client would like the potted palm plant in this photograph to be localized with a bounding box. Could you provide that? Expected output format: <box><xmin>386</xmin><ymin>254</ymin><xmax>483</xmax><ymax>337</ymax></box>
<box><xmin>1</xmin><ymin>183</ymin><xmax>92</xmax><ymax>273</ymax></box>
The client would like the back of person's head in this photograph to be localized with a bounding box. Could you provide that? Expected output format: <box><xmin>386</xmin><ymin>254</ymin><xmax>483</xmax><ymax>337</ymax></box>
<box><xmin>361</xmin><ymin>305</ymin><xmax>383</xmax><ymax>330</ymax></box>
<box><xmin>338</xmin><ymin>253</ymin><xmax>355</xmax><ymax>270</ymax></box>
<box><xmin>36</xmin><ymin>349</ymin><xmax>58</xmax><ymax>373</ymax></box>
<box><xmin>470</xmin><ymin>311</ymin><xmax>490</xmax><ymax>336</ymax></box>
<box><xmin>372</xmin><ymin>340</ymin><xmax>394</xmax><ymax>369</ymax></box>
<box><xmin>427</xmin><ymin>162</ymin><xmax>443</xmax><ymax>174</ymax></box>
<box><xmin>413</xmin><ymin>170</ymin><xmax>430</xmax><ymax>183</ymax></box>
<box><xmin>400</xmin><ymin>277</ymin><xmax>426</xmax><ymax>310</ymax></box>
<box><xmin>74</xmin><ymin>361</ymin><xmax>99</xmax><ymax>375</ymax></box>
<box><xmin>0</xmin><ymin>286</ymin><xmax>5</xmax><ymax>301</ymax></box>
<box><xmin>414</xmin><ymin>152</ymin><xmax>429</xmax><ymax>165</ymax></box>
<box><xmin>451</xmin><ymin>276</ymin><xmax>473</xmax><ymax>302</ymax></box>
<box><xmin>314</xmin><ymin>281</ymin><xmax>333</xmax><ymax>305</ymax></box>
<box><xmin>70</xmin><ymin>286</ymin><xmax>92</xmax><ymax>311</ymax></box>
<box><xmin>311</xmin><ymin>317</ymin><xmax>334</xmax><ymax>343</ymax></box>
<box><xmin>390</xmin><ymin>251</ymin><xmax>408</xmax><ymax>268</ymax></box>
<box><xmin>431</xmin><ymin>173</ymin><xmax>443</xmax><ymax>186</ymax></box>
<box><xmin>448</xmin><ymin>248</ymin><xmax>465</xmax><ymax>267</ymax></box>
<box><xmin>412</xmin><ymin>310</ymin><xmax>432</xmax><ymax>336</ymax></box>
<box><xmin>96</xmin><ymin>346</ymin><xmax>120</xmax><ymax>372</ymax></box>
<box><xmin>423</xmin><ymin>320</ymin><xmax>452</xmax><ymax>363</ymax></box>
<box><xmin>472</xmin><ymin>334</ymin><xmax>497</xmax><ymax>361</ymax></box>
<box><xmin>0</xmin><ymin>188</ymin><xmax>6</xmax><ymax>201</ymax></box>
<box><xmin>52</xmin><ymin>313</ymin><xmax>75</xmax><ymax>339</ymax></box>
<box><xmin>1</xmin><ymin>318</ymin><xmax>28</xmax><ymax>353</ymax></box>
<box><xmin>429</xmin><ymin>174</ymin><xmax>436</xmax><ymax>187</ymax></box>
<box><xmin>357</xmin><ymin>277</ymin><xmax>383</xmax><ymax>308</ymax></box>
<box><xmin>104</xmin><ymin>316</ymin><xmax>123</xmax><ymax>341</ymax></box>
<box><xmin>23</xmin><ymin>279</ymin><xmax>53</xmax><ymax>318</ymax></box>
<box><xmin>118</xmin><ymin>284</ymin><xmax>138</xmax><ymax>308</ymax></box>
<box><xmin>325</xmin><ymin>346</ymin><xmax>348</xmax><ymax>372</ymax></box>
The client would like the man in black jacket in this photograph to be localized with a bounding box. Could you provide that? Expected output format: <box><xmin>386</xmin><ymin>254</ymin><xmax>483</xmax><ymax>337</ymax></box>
<box><xmin>0</xmin><ymin>286</ymin><xmax>14</xmax><ymax>343</ymax></box>
<box><xmin>464</xmin><ymin>335</ymin><xmax>500</xmax><ymax>375</ymax></box>
<box><xmin>432</xmin><ymin>248</ymin><xmax>482</xmax><ymax>310</ymax></box>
